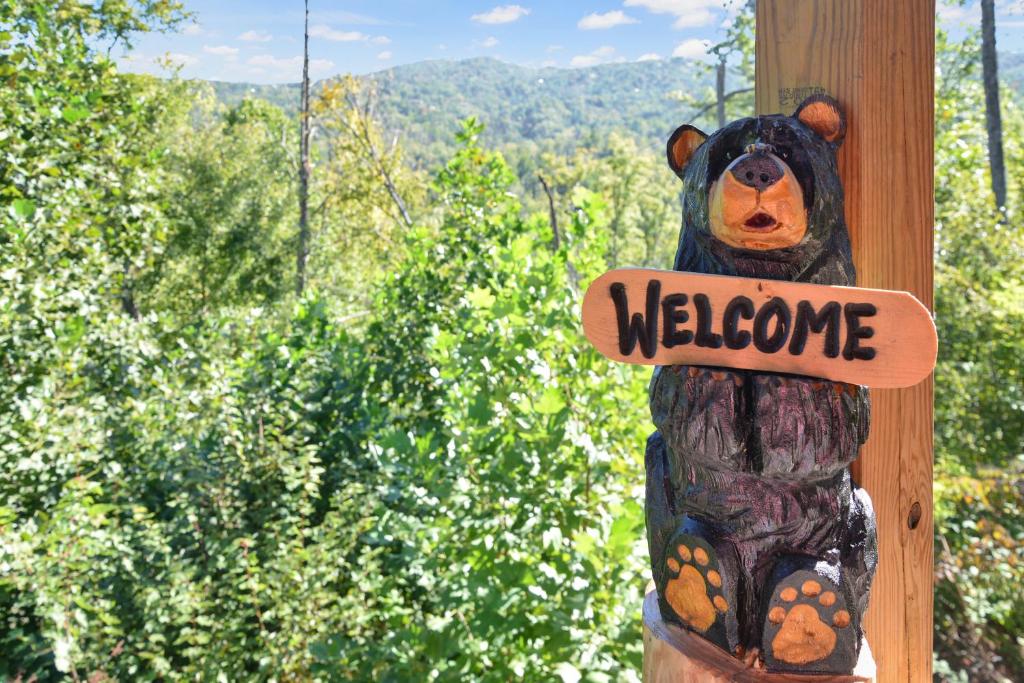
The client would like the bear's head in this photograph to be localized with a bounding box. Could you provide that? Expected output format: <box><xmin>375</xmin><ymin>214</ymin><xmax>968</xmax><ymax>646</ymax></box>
<box><xmin>666</xmin><ymin>95</ymin><xmax>855</xmax><ymax>286</ymax></box>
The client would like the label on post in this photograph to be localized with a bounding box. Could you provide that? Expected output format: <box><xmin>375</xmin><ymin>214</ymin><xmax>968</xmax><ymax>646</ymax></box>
<box><xmin>581</xmin><ymin>268</ymin><xmax>937</xmax><ymax>388</ymax></box>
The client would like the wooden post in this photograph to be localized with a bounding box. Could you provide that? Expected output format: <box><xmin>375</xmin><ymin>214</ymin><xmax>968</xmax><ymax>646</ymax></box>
<box><xmin>755</xmin><ymin>3</ymin><xmax>935</xmax><ymax>682</ymax></box>
<box><xmin>643</xmin><ymin>589</ymin><xmax>877</xmax><ymax>683</ymax></box>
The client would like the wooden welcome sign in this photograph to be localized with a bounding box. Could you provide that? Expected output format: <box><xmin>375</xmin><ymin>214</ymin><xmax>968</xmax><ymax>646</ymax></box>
<box><xmin>582</xmin><ymin>268</ymin><xmax>936</xmax><ymax>388</ymax></box>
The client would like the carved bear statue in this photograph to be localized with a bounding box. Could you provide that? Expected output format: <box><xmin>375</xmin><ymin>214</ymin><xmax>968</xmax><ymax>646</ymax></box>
<box><xmin>645</xmin><ymin>95</ymin><xmax>878</xmax><ymax>674</ymax></box>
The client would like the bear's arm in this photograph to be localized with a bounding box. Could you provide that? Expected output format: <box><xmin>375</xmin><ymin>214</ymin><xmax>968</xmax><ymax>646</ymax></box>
<box><xmin>649</xmin><ymin>365</ymin><xmax>753</xmax><ymax>481</ymax></box>
<box><xmin>750</xmin><ymin>375</ymin><xmax>870</xmax><ymax>477</ymax></box>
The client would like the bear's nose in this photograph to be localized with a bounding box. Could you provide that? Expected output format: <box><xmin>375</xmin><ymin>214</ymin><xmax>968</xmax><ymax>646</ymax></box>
<box><xmin>730</xmin><ymin>153</ymin><xmax>784</xmax><ymax>191</ymax></box>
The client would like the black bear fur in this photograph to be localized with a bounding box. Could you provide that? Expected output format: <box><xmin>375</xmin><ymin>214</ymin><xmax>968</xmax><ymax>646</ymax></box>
<box><xmin>647</xmin><ymin>96</ymin><xmax>878</xmax><ymax>674</ymax></box>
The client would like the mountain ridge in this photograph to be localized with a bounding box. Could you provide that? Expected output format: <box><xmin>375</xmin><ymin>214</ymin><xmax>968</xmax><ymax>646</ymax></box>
<box><xmin>208</xmin><ymin>53</ymin><xmax>1024</xmax><ymax>168</ymax></box>
<box><xmin>210</xmin><ymin>56</ymin><xmax>718</xmax><ymax>167</ymax></box>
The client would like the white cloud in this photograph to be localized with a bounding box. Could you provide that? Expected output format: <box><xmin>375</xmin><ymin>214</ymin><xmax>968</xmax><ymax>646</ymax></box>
<box><xmin>937</xmin><ymin>1</ymin><xmax>981</xmax><ymax>23</ymax></box>
<box><xmin>438</xmin><ymin>43</ymin><xmax>448</xmax><ymax>50</ymax></box>
<box><xmin>578</xmin><ymin>10</ymin><xmax>639</xmax><ymax>29</ymax></box>
<box><xmin>310</xmin><ymin>58</ymin><xmax>336</xmax><ymax>72</ymax></box>
<box><xmin>182</xmin><ymin>23</ymin><xmax>204</xmax><ymax>36</ymax></box>
<box><xmin>246</xmin><ymin>54</ymin><xmax>335</xmax><ymax>76</ymax></box>
<box><xmin>309</xmin><ymin>24</ymin><xmax>368</xmax><ymax>41</ymax></box>
<box><xmin>248</xmin><ymin>54</ymin><xmax>300</xmax><ymax>67</ymax></box>
<box><xmin>471</xmin><ymin>5</ymin><xmax>531</xmax><ymax>24</ymax></box>
<box><xmin>203</xmin><ymin>45</ymin><xmax>239</xmax><ymax>57</ymax></box>
<box><xmin>672</xmin><ymin>8</ymin><xmax>716</xmax><ymax>27</ymax></box>
<box><xmin>570</xmin><ymin>45</ymin><xmax>617</xmax><ymax>67</ymax></box>
<box><xmin>624</xmin><ymin>0</ymin><xmax>721</xmax><ymax>28</ymax></box>
<box><xmin>477</xmin><ymin>36</ymin><xmax>500</xmax><ymax>48</ymax></box>
<box><xmin>637</xmin><ymin>52</ymin><xmax>662</xmax><ymax>61</ymax></box>
<box><xmin>672</xmin><ymin>38</ymin><xmax>710</xmax><ymax>59</ymax></box>
<box><xmin>570</xmin><ymin>55</ymin><xmax>601</xmax><ymax>67</ymax></box>
<box><xmin>546</xmin><ymin>44</ymin><xmax>564</xmax><ymax>53</ymax></box>
<box><xmin>166</xmin><ymin>52</ymin><xmax>199</xmax><ymax>67</ymax></box>
<box><xmin>238</xmin><ymin>30</ymin><xmax>273</xmax><ymax>42</ymax></box>
<box><xmin>308</xmin><ymin>24</ymin><xmax>390</xmax><ymax>44</ymax></box>
<box><xmin>540</xmin><ymin>59</ymin><xmax>557</xmax><ymax>67</ymax></box>
<box><xmin>377</xmin><ymin>51</ymin><xmax>392</xmax><ymax>60</ymax></box>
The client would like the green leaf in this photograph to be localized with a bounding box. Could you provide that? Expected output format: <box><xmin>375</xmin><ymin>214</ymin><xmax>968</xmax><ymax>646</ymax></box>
<box><xmin>62</xmin><ymin>106</ymin><xmax>90</xmax><ymax>123</ymax></box>
<box><xmin>535</xmin><ymin>387</ymin><xmax>566</xmax><ymax>415</ymax></box>
<box><xmin>466</xmin><ymin>286</ymin><xmax>496</xmax><ymax>309</ymax></box>
<box><xmin>9</xmin><ymin>198</ymin><xmax>35</xmax><ymax>220</ymax></box>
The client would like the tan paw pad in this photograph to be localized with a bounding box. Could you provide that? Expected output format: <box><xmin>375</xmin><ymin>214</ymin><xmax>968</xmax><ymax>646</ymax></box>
<box><xmin>763</xmin><ymin>572</ymin><xmax>855</xmax><ymax>670</ymax></box>
<box><xmin>662</xmin><ymin>537</ymin><xmax>729</xmax><ymax>634</ymax></box>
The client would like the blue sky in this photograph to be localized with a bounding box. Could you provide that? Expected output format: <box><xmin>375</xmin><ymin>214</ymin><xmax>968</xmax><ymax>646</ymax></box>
<box><xmin>117</xmin><ymin>1</ymin><xmax>1024</xmax><ymax>84</ymax></box>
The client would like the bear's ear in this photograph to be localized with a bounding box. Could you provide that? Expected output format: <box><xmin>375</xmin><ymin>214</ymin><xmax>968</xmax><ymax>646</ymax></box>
<box><xmin>666</xmin><ymin>124</ymin><xmax>708</xmax><ymax>177</ymax></box>
<box><xmin>794</xmin><ymin>94</ymin><xmax>846</xmax><ymax>146</ymax></box>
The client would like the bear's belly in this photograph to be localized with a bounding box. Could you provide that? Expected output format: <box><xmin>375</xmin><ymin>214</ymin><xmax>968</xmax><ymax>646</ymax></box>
<box><xmin>673</xmin><ymin>465</ymin><xmax>853</xmax><ymax>541</ymax></box>
<box><xmin>651</xmin><ymin>366</ymin><xmax>869</xmax><ymax>477</ymax></box>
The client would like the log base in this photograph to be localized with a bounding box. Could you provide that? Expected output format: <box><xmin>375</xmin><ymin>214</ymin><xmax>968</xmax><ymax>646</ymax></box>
<box><xmin>643</xmin><ymin>590</ymin><xmax>876</xmax><ymax>683</ymax></box>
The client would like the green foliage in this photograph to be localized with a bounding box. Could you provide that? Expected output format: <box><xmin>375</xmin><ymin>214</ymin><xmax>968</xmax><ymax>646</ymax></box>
<box><xmin>211</xmin><ymin>57</ymin><xmax>719</xmax><ymax>170</ymax></box>
<box><xmin>2</xmin><ymin>4</ymin><xmax>1023</xmax><ymax>681</ymax></box>
<box><xmin>932</xmin><ymin>29</ymin><xmax>1024</xmax><ymax>683</ymax></box>
<box><xmin>1</xmin><ymin>12</ymin><xmax>652</xmax><ymax>672</ymax></box>
<box><xmin>309</xmin><ymin>76</ymin><xmax>423</xmax><ymax>306</ymax></box>
<box><xmin>306</xmin><ymin>120</ymin><xmax>649</xmax><ymax>681</ymax></box>
<box><xmin>142</xmin><ymin>89</ymin><xmax>297</xmax><ymax>316</ymax></box>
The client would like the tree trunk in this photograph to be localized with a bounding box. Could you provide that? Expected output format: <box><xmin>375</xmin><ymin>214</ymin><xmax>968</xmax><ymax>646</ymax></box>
<box><xmin>716</xmin><ymin>55</ymin><xmax>727</xmax><ymax>128</ymax></box>
<box><xmin>120</xmin><ymin>260</ymin><xmax>140</xmax><ymax>320</ymax></box>
<box><xmin>981</xmin><ymin>0</ymin><xmax>1007</xmax><ymax>212</ymax></box>
<box><xmin>296</xmin><ymin>0</ymin><xmax>311</xmax><ymax>295</ymax></box>
<box><xmin>537</xmin><ymin>173</ymin><xmax>560</xmax><ymax>250</ymax></box>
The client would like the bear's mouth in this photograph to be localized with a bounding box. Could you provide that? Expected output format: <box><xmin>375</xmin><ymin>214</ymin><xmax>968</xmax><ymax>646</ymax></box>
<box><xmin>743</xmin><ymin>211</ymin><xmax>778</xmax><ymax>231</ymax></box>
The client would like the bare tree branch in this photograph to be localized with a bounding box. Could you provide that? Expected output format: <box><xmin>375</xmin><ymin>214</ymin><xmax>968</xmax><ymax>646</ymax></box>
<box><xmin>295</xmin><ymin>0</ymin><xmax>311</xmax><ymax>295</ymax></box>
<box><xmin>687</xmin><ymin>87</ymin><xmax>754</xmax><ymax>126</ymax></box>
<box><xmin>537</xmin><ymin>173</ymin><xmax>560</xmax><ymax>251</ymax></box>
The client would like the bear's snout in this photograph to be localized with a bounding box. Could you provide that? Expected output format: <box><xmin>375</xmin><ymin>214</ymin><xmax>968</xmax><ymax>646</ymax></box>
<box><xmin>730</xmin><ymin>150</ymin><xmax>784</xmax><ymax>192</ymax></box>
<box><xmin>708</xmin><ymin>149</ymin><xmax>808</xmax><ymax>251</ymax></box>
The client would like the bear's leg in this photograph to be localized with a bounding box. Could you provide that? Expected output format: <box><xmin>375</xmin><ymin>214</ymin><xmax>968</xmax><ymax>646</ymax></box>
<box><xmin>656</xmin><ymin>518</ymin><xmax>744</xmax><ymax>656</ymax></box>
<box><xmin>760</xmin><ymin>556</ymin><xmax>859</xmax><ymax>674</ymax></box>
<box><xmin>645</xmin><ymin>430</ymin><xmax>677</xmax><ymax>590</ymax></box>
<box><xmin>646</xmin><ymin>429</ymin><xmax>748</xmax><ymax>655</ymax></box>
<box><xmin>841</xmin><ymin>483</ymin><xmax>878</xmax><ymax>619</ymax></box>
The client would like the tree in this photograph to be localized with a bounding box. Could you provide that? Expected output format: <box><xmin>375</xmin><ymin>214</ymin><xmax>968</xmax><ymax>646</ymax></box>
<box><xmin>710</xmin><ymin>1</ymin><xmax>755</xmax><ymax>127</ymax></box>
<box><xmin>309</xmin><ymin>120</ymin><xmax>651</xmax><ymax>680</ymax></box>
<box><xmin>310</xmin><ymin>75</ymin><xmax>422</xmax><ymax>304</ymax></box>
<box><xmin>931</xmin><ymin>29</ymin><xmax>1024</xmax><ymax>682</ymax></box>
<box><xmin>1</xmin><ymin>1</ymin><xmax>189</xmax><ymax>677</ymax></box>
<box><xmin>678</xmin><ymin>0</ymin><xmax>755</xmax><ymax>129</ymax></box>
<box><xmin>981</xmin><ymin>0</ymin><xmax>1008</xmax><ymax>212</ymax></box>
<box><xmin>143</xmin><ymin>92</ymin><xmax>296</xmax><ymax>318</ymax></box>
<box><xmin>296</xmin><ymin>0</ymin><xmax>312</xmax><ymax>295</ymax></box>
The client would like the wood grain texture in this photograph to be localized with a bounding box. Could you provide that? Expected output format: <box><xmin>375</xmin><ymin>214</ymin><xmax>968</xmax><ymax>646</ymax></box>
<box><xmin>581</xmin><ymin>268</ymin><xmax>936</xmax><ymax>387</ymax></box>
<box><xmin>756</xmin><ymin>3</ymin><xmax>935</xmax><ymax>682</ymax></box>
<box><xmin>642</xmin><ymin>590</ymin><xmax>877</xmax><ymax>683</ymax></box>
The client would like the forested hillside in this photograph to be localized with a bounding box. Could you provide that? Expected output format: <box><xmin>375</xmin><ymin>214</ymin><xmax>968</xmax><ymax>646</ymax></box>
<box><xmin>1003</xmin><ymin>52</ymin><xmax>1024</xmax><ymax>92</ymax></box>
<box><xmin>1</xmin><ymin>3</ymin><xmax>1022</xmax><ymax>682</ymax></box>
<box><xmin>212</xmin><ymin>52</ymin><xmax>1024</xmax><ymax>168</ymax></box>
<box><xmin>214</xmin><ymin>57</ymin><xmax>722</xmax><ymax>168</ymax></box>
